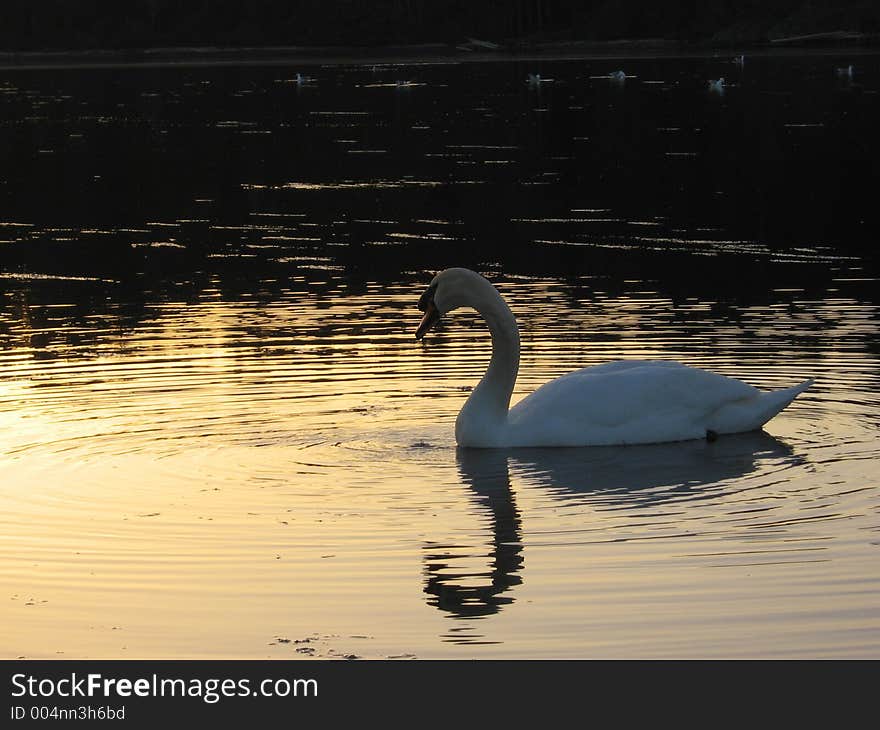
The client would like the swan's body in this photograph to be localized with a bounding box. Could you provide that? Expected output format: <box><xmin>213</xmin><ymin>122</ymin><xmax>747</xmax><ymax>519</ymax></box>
<box><xmin>415</xmin><ymin>268</ymin><xmax>812</xmax><ymax>448</ymax></box>
<box><xmin>708</xmin><ymin>77</ymin><xmax>725</xmax><ymax>93</ymax></box>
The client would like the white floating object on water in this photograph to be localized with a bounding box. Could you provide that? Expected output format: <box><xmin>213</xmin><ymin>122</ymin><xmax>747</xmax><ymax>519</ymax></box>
<box><xmin>460</xmin><ymin>37</ymin><xmax>501</xmax><ymax>51</ymax></box>
<box><xmin>733</xmin><ymin>55</ymin><xmax>745</xmax><ymax>66</ymax></box>
<box><xmin>527</xmin><ymin>73</ymin><xmax>543</xmax><ymax>86</ymax></box>
<box><xmin>295</xmin><ymin>73</ymin><xmax>315</xmax><ymax>86</ymax></box>
<box><xmin>836</xmin><ymin>64</ymin><xmax>854</xmax><ymax>78</ymax></box>
<box><xmin>415</xmin><ymin>268</ymin><xmax>814</xmax><ymax>448</ymax></box>
<box><xmin>609</xmin><ymin>70</ymin><xmax>626</xmax><ymax>82</ymax></box>
<box><xmin>708</xmin><ymin>77</ymin><xmax>725</xmax><ymax>93</ymax></box>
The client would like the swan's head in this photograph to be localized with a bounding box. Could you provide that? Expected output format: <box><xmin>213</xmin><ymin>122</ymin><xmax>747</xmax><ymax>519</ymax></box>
<box><xmin>415</xmin><ymin>268</ymin><xmax>494</xmax><ymax>340</ymax></box>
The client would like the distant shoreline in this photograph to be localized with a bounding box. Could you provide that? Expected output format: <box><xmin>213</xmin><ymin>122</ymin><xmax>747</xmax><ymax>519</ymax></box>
<box><xmin>1</xmin><ymin>37</ymin><xmax>877</xmax><ymax>72</ymax></box>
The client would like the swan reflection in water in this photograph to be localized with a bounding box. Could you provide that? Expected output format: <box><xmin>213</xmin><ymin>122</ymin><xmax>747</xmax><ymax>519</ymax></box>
<box><xmin>423</xmin><ymin>448</ymin><xmax>524</xmax><ymax>622</ymax></box>
<box><xmin>423</xmin><ymin>431</ymin><xmax>801</xmax><ymax>637</ymax></box>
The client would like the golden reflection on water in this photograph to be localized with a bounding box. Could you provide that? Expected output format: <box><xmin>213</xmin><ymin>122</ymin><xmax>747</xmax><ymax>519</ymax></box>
<box><xmin>1</xmin><ymin>280</ymin><xmax>879</xmax><ymax>658</ymax></box>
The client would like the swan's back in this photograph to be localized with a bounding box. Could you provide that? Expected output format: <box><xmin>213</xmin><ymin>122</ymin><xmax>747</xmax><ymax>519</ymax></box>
<box><xmin>505</xmin><ymin>360</ymin><xmax>808</xmax><ymax>447</ymax></box>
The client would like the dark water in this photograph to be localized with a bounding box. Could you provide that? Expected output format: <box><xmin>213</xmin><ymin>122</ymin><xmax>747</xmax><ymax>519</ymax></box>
<box><xmin>1</xmin><ymin>53</ymin><xmax>878</xmax><ymax>290</ymax></box>
<box><xmin>1</xmin><ymin>53</ymin><xmax>878</xmax><ymax>658</ymax></box>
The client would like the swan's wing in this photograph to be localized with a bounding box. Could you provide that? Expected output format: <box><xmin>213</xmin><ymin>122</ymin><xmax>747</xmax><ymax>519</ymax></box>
<box><xmin>507</xmin><ymin>360</ymin><xmax>760</xmax><ymax>446</ymax></box>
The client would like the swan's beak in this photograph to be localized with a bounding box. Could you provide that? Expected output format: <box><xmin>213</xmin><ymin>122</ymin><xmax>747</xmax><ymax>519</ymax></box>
<box><xmin>415</xmin><ymin>284</ymin><xmax>441</xmax><ymax>340</ymax></box>
<box><xmin>416</xmin><ymin>301</ymin><xmax>440</xmax><ymax>340</ymax></box>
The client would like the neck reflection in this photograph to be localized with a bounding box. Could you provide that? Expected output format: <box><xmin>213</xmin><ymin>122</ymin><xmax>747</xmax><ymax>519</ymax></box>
<box><xmin>422</xmin><ymin>448</ymin><xmax>523</xmax><ymax>620</ymax></box>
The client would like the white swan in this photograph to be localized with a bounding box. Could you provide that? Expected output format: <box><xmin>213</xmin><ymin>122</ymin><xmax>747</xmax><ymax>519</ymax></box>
<box><xmin>415</xmin><ymin>268</ymin><xmax>812</xmax><ymax>448</ymax></box>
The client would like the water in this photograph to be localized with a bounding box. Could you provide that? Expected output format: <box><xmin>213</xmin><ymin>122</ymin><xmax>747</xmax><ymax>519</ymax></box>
<box><xmin>1</xmin><ymin>52</ymin><xmax>878</xmax><ymax>658</ymax></box>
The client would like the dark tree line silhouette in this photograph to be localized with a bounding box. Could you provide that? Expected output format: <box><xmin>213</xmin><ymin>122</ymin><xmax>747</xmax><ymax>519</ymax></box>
<box><xmin>0</xmin><ymin>0</ymin><xmax>877</xmax><ymax>51</ymax></box>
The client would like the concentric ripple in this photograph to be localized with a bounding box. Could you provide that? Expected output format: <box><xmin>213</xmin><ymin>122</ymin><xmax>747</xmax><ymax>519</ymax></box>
<box><xmin>1</xmin><ymin>275</ymin><xmax>878</xmax><ymax>659</ymax></box>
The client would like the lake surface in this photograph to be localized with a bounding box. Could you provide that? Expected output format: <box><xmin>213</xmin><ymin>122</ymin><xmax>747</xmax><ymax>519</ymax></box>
<box><xmin>1</xmin><ymin>51</ymin><xmax>878</xmax><ymax>658</ymax></box>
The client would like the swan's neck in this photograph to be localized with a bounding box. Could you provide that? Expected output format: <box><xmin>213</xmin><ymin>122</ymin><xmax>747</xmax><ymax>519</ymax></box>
<box><xmin>455</xmin><ymin>286</ymin><xmax>520</xmax><ymax>447</ymax></box>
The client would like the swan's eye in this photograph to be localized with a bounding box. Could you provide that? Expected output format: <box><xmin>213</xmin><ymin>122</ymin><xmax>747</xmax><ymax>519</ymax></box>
<box><xmin>418</xmin><ymin>283</ymin><xmax>438</xmax><ymax>312</ymax></box>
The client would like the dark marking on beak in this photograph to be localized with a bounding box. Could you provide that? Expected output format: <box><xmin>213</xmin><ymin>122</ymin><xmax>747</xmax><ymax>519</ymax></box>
<box><xmin>415</xmin><ymin>283</ymin><xmax>440</xmax><ymax>340</ymax></box>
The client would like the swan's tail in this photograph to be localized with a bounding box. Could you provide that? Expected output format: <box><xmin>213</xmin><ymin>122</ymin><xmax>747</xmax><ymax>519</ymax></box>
<box><xmin>712</xmin><ymin>379</ymin><xmax>813</xmax><ymax>435</ymax></box>
<box><xmin>758</xmin><ymin>378</ymin><xmax>813</xmax><ymax>422</ymax></box>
